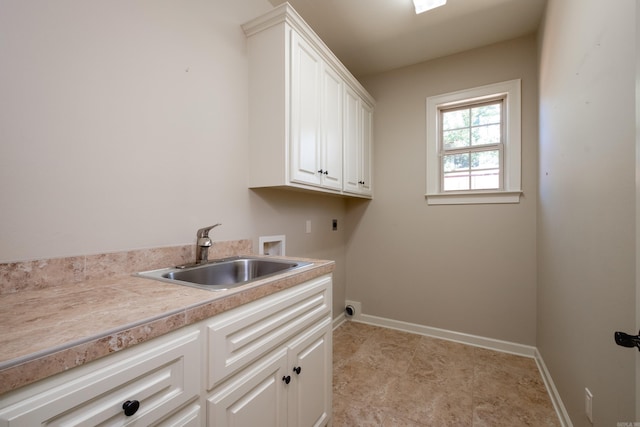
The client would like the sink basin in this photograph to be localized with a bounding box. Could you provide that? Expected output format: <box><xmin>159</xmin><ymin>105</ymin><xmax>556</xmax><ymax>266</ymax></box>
<box><xmin>137</xmin><ymin>257</ymin><xmax>312</xmax><ymax>291</ymax></box>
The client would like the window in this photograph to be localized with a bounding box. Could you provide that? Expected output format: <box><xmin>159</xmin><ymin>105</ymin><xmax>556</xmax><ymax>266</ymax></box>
<box><xmin>426</xmin><ymin>79</ymin><xmax>522</xmax><ymax>205</ymax></box>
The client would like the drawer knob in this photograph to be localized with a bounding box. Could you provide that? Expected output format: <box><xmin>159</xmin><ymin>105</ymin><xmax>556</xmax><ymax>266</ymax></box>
<box><xmin>282</xmin><ymin>375</ymin><xmax>291</xmax><ymax>384</ymax></box>
<box><xmin>293</xmin><ymin>366</ymin><xmax>302</xmax><ymax>375</ymax></box>
<box><xmin>122</xmin><ymin>400</ymin><xmax>140</xmax><ymax>416</ymax></box>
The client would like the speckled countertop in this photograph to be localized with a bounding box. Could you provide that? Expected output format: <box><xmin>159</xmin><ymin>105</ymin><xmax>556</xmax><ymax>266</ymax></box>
<box><xmin>0</xmin><ymin>255</ymin><xmax>334</xmax><ymax>396</ymax></box>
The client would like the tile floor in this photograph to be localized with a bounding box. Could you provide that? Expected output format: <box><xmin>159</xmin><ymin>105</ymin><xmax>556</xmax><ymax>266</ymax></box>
<box><xmin>332</xmin><ymin>321</ymin><xmax>560</xmax><ymax>426</ymax></box>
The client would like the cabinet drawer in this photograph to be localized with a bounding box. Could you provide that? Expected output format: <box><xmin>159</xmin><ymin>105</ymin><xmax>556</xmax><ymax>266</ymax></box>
<box><xmin>207</xmin><ymin>275</ymin><xmax>331</xmax><ymax>389</ymax></box>
<box><xmin>154</xmin><ymin>402</ymin><xmax>202</xmax><ymax>427</ymax></box>
<box><xmin>0</xmin><ymin>328</ymin><xmax>200</xmax><ymax>426</ymax></box>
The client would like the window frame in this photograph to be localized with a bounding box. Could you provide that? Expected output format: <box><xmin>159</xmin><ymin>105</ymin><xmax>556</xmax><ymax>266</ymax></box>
<box><xmin>426</xmin><ymin>79</ymin><xmax>522</xmax><ymax>205</ymax></box>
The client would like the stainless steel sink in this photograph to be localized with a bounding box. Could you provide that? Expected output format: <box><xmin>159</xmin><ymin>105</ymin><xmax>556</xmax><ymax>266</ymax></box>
<box><xmin>137</xmin><ymin>256</ymin><xmax>312</xmax><ymax>291</ymax></box>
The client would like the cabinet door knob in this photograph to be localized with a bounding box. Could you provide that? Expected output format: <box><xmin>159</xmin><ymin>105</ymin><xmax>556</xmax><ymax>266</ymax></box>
<box><xmin>282</xmin><ymin>375</ymin><xmax>291</xmax><ymax>384</ymax></box>
<box><xmin>293</xmin><ymin>366</ymin><xmax>302</xmax><ymax>375</ymax></box>
<box><xmin>317</xmin><ymin>169</ymin><xmax>324</xmax><ymax>174</ymax></box>
<box><xmin>122</xmin><ymin>400</ymin><xmax>140</xmax><ymax>416</ymax></box>
<box><xmin>323</xmin><ymin>170</ymin><xmax>328</xmax><ymax>175</ymax></box>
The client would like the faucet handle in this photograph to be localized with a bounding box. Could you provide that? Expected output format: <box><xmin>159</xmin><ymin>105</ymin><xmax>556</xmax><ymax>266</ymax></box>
<box><xmin>197</xmin><ymin>223</ymin><xmax>221</xmax><ymax>239</ymax></box>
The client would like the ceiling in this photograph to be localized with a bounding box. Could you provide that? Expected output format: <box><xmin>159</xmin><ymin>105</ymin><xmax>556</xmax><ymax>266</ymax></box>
<box><xmin>268</xmin><ymin>0</ymin><xmax>547</xmax><ymax>77</ymax></box>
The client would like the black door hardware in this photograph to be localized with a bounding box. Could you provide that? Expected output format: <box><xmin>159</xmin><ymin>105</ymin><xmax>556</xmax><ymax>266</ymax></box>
<box><xmin>614</xmin><ymin>330</ymin><xmax>640</xmax><ymax>351</ymax></box>
<box><xmin>122</xmin><ymin>400</ymin><xmax>140</xmax><ymax>416</ymax></box>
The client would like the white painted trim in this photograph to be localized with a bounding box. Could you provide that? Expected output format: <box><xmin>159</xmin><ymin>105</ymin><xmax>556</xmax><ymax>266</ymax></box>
<box><xmin>349</xmin><ymin>313</ymin><xmax>570</xmax><ymax>425</ymax></box>
<box><xmin>426</xmin><ymin>79</ymin><xmax>522</xmax><ymax>204</ymax></box>
<box><xmin>535</xmin><ymin>349</ymin><xmax>573</xmax><ymax>427</ymax></box>
<box><xmin>332</xmin><ymin>312</ymin><xmax>346</xmax><ymax>330</ymax></box>
<box><xmin>426</xmin><ymin>190</ymin><xmax>522</xmax><ymax>205</ymax></box>
<box><xmin>356</xmin><ymin>313</ymin><xmax>535</xmax><ymax>357</ymax></box>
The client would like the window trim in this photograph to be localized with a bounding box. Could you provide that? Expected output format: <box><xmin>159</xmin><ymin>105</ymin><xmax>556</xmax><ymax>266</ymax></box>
<box><xmin>426</xmin><ymin>79</ymin><xmax>522</xmax><ymax>205</ymax></box>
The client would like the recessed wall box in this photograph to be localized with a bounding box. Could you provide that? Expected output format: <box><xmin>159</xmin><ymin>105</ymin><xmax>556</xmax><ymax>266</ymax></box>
<box><xmin>259</xmin><ymin>235</ymin><xmax>286</xmax><ymax>256</ymax></box>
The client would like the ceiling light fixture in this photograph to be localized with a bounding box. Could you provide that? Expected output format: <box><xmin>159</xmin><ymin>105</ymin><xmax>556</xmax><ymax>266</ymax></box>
<box><xmin>413</xmin><ymin>0</ymin><xmax>447</xmax><ymax>14</ymax></box>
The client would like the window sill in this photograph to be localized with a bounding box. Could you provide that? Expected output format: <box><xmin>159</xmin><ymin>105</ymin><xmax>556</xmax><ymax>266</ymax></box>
<box><xmin>425</xmin><ymin>190</ymin><xmax>522</xmax><ymax>205</ymax></box>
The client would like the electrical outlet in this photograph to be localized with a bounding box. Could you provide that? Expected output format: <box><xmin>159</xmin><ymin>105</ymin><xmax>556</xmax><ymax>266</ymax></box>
<box><xmin>305</xmin><ymin>220</ymin><xmax>311</xmax><ymax>234</ymax></box>
<box><xmin>585</xmin><ymin>388</ymin><xmax>593</xmax><ymax>423</ymax></box>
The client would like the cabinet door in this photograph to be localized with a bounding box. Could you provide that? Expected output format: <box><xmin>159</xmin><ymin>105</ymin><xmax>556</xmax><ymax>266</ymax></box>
<box><xmin>342</xmin><ymin>86</ymin><xmax>361</xmax><ymax>194</ymax></box>
<box><xmin>359</xmin><ymin>102</ymin><xmax>373</xmax><ymax>196</ymax></box>
<box><xmin>287</xmin><ymin>318</ymin><xmax>332</xmax><ymax>427</ymax></box>
<box><xmin>290</xmin><ymin>30</ymin><xmax>322</xmax><ymax>187</ymax></box>
<box><xmin>343</xmin><ymin>86</ymin><xmax>373</xmax><ymax>197</ymax></box>
<box><xmin>320</xmin><ymin>63</ymin><xmax>343</xmax><ymax>190</ymax></box>
<box><xmin>208</xmin><ymin>349</ymin><xmax>288</xmax><ymax>427</ymax></box>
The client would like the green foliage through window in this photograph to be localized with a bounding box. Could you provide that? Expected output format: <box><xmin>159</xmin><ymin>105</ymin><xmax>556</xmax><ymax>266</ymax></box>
<box><xmin>440</xmin><ymin>99</ymin><xmax>503</xmax><ymax>191</ymax></box>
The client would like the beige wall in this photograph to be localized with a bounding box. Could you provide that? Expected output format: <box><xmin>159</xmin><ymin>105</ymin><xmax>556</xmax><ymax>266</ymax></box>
<box><xmin>349</xmin><ymin>35</ymin><xmax>539</xmax><ymax>345</ymax></box>
<box><xmin>537</xmin><ymin>0</ymin><xmax>636</xmax><ymax>424</ymax></box>
<box><xmin>0</xmin><ymin>0</ymin><xmax>348</xmax><ymax>316</ymax></box>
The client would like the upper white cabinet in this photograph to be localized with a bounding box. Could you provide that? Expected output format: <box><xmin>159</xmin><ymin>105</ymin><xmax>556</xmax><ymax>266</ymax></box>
<box><xmin>243</xmin><ymin>3</ymin><xmax>375</xmax><ymax>199</ymax></box>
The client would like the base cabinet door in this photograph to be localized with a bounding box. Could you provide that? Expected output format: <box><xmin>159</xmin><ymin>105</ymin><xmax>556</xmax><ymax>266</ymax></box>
<box><xmin>287</xmin><ymin>319</ymin><xmax>332</xmax><ymax>427</ymax></box>
<box><xmin>208</xmin><ymin>349</ymin><xmax>289</xmax><ymax>427</ymax></box>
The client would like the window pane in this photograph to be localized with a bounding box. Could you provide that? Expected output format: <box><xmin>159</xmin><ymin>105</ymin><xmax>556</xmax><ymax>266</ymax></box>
<box><xmin>443</xmin><ymin>153</ymin><xmax>469</xmax><ymax>172</ymax></box>
<box><xmin>442</xmin><ymin>109</ymin><xmax>469</xmax><ymax>130</ymax></box>
<box><xmin>443</xmin><ymin>171</ymin><xmax>470</xmax><ymax>191</ymax></box>
<box><xmin>443</xmin><ymin>129</ymin><xmax>470</xmax><ymax>149</ymax></box>
<box><xmin>471</xmin><ymin>124</ymin><xmax>501</xmax><ymax>146</ymax></box>
<box><xmin>471</xmin><ymin>169</ymin><xmax>499</xmax><ymax>189</ymax></box>
<box><xmin>471</xmin><ymin>103</ymin><xmax>501</xmax><ymax>126</ymax></box>
<box><xmin>470</xmin><ymin>150</ymin><xmax>500</xmax><ymax>170</ymax></box>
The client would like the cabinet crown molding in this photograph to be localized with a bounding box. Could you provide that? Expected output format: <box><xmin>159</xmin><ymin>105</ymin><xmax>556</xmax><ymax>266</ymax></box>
<box><xmin>242</xmin><ymin>2</ymin><xmax>375</xmax><ymax>108</ymax></box>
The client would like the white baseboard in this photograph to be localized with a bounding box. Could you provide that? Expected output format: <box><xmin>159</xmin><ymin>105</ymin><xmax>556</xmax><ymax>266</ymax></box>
<box><xmin>535</xmin><ymin>349</ymin><xmax>573</xmax><ymax>427</ymax></box>
<box><xmin>332</xmin><ymin>312</ymin><xmax>346</xmax><ymax>330</ymax></box>
<box><xmin>346</xmin><ymin>313</ymin><xmax>571</xmax><ymax>426</ymax></box>
<box><xmin>357</xmin><ymin>313</ymin><xmax>536</xmax><ymax>357</ymax></box>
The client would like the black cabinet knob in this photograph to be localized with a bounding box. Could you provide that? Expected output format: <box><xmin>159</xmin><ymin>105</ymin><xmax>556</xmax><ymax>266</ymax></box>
<box><xmin>293</xmin><ymin>366</ymin><xmax>302</xmax><ymax>375</ymax></box>
<box><xmin>122</xmin><ymin>400</ymin><xmax>140</xmax><ymax>416</ymax></box>
<box><xmin>282</xmin><ymin>375</ymin><xmax>291</xmax><ymax>384</ymax></box>
<box><xmin>323</xmin><ymin>170</ymin><xmax>328</xmax><ymax>175</ymax></box>
<box><xmin>317</xmin><ymin>169</ymin><xmax>324</xmax><ymax>174</ymax></box>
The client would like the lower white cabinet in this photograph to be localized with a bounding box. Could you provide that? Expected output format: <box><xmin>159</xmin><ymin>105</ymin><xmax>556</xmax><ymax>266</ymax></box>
<box><xmin>0</xmin><ymin>327</ymin><xmax>201</xmax><ymax>426</ymax></box>
<box><xmin>0</xmin><ymin>274</ymin><xmax>333</xmax><ymax>427</ymax></box>
<box><xmin>208</xmin><ymin>318</ymin><xmax>331</xmax><ymax>427</ymax></box>
<box><xmin>206</xmin><ymin>275</ymin><xmax>332</xmax><ymax>427</ymax></box>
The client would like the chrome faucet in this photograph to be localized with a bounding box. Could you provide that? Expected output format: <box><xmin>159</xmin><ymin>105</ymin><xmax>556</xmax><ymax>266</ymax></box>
<box><xmin>196</xmin><ymin>224</ymin><xmax>221</xmax><ymax>264</ymax></box>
